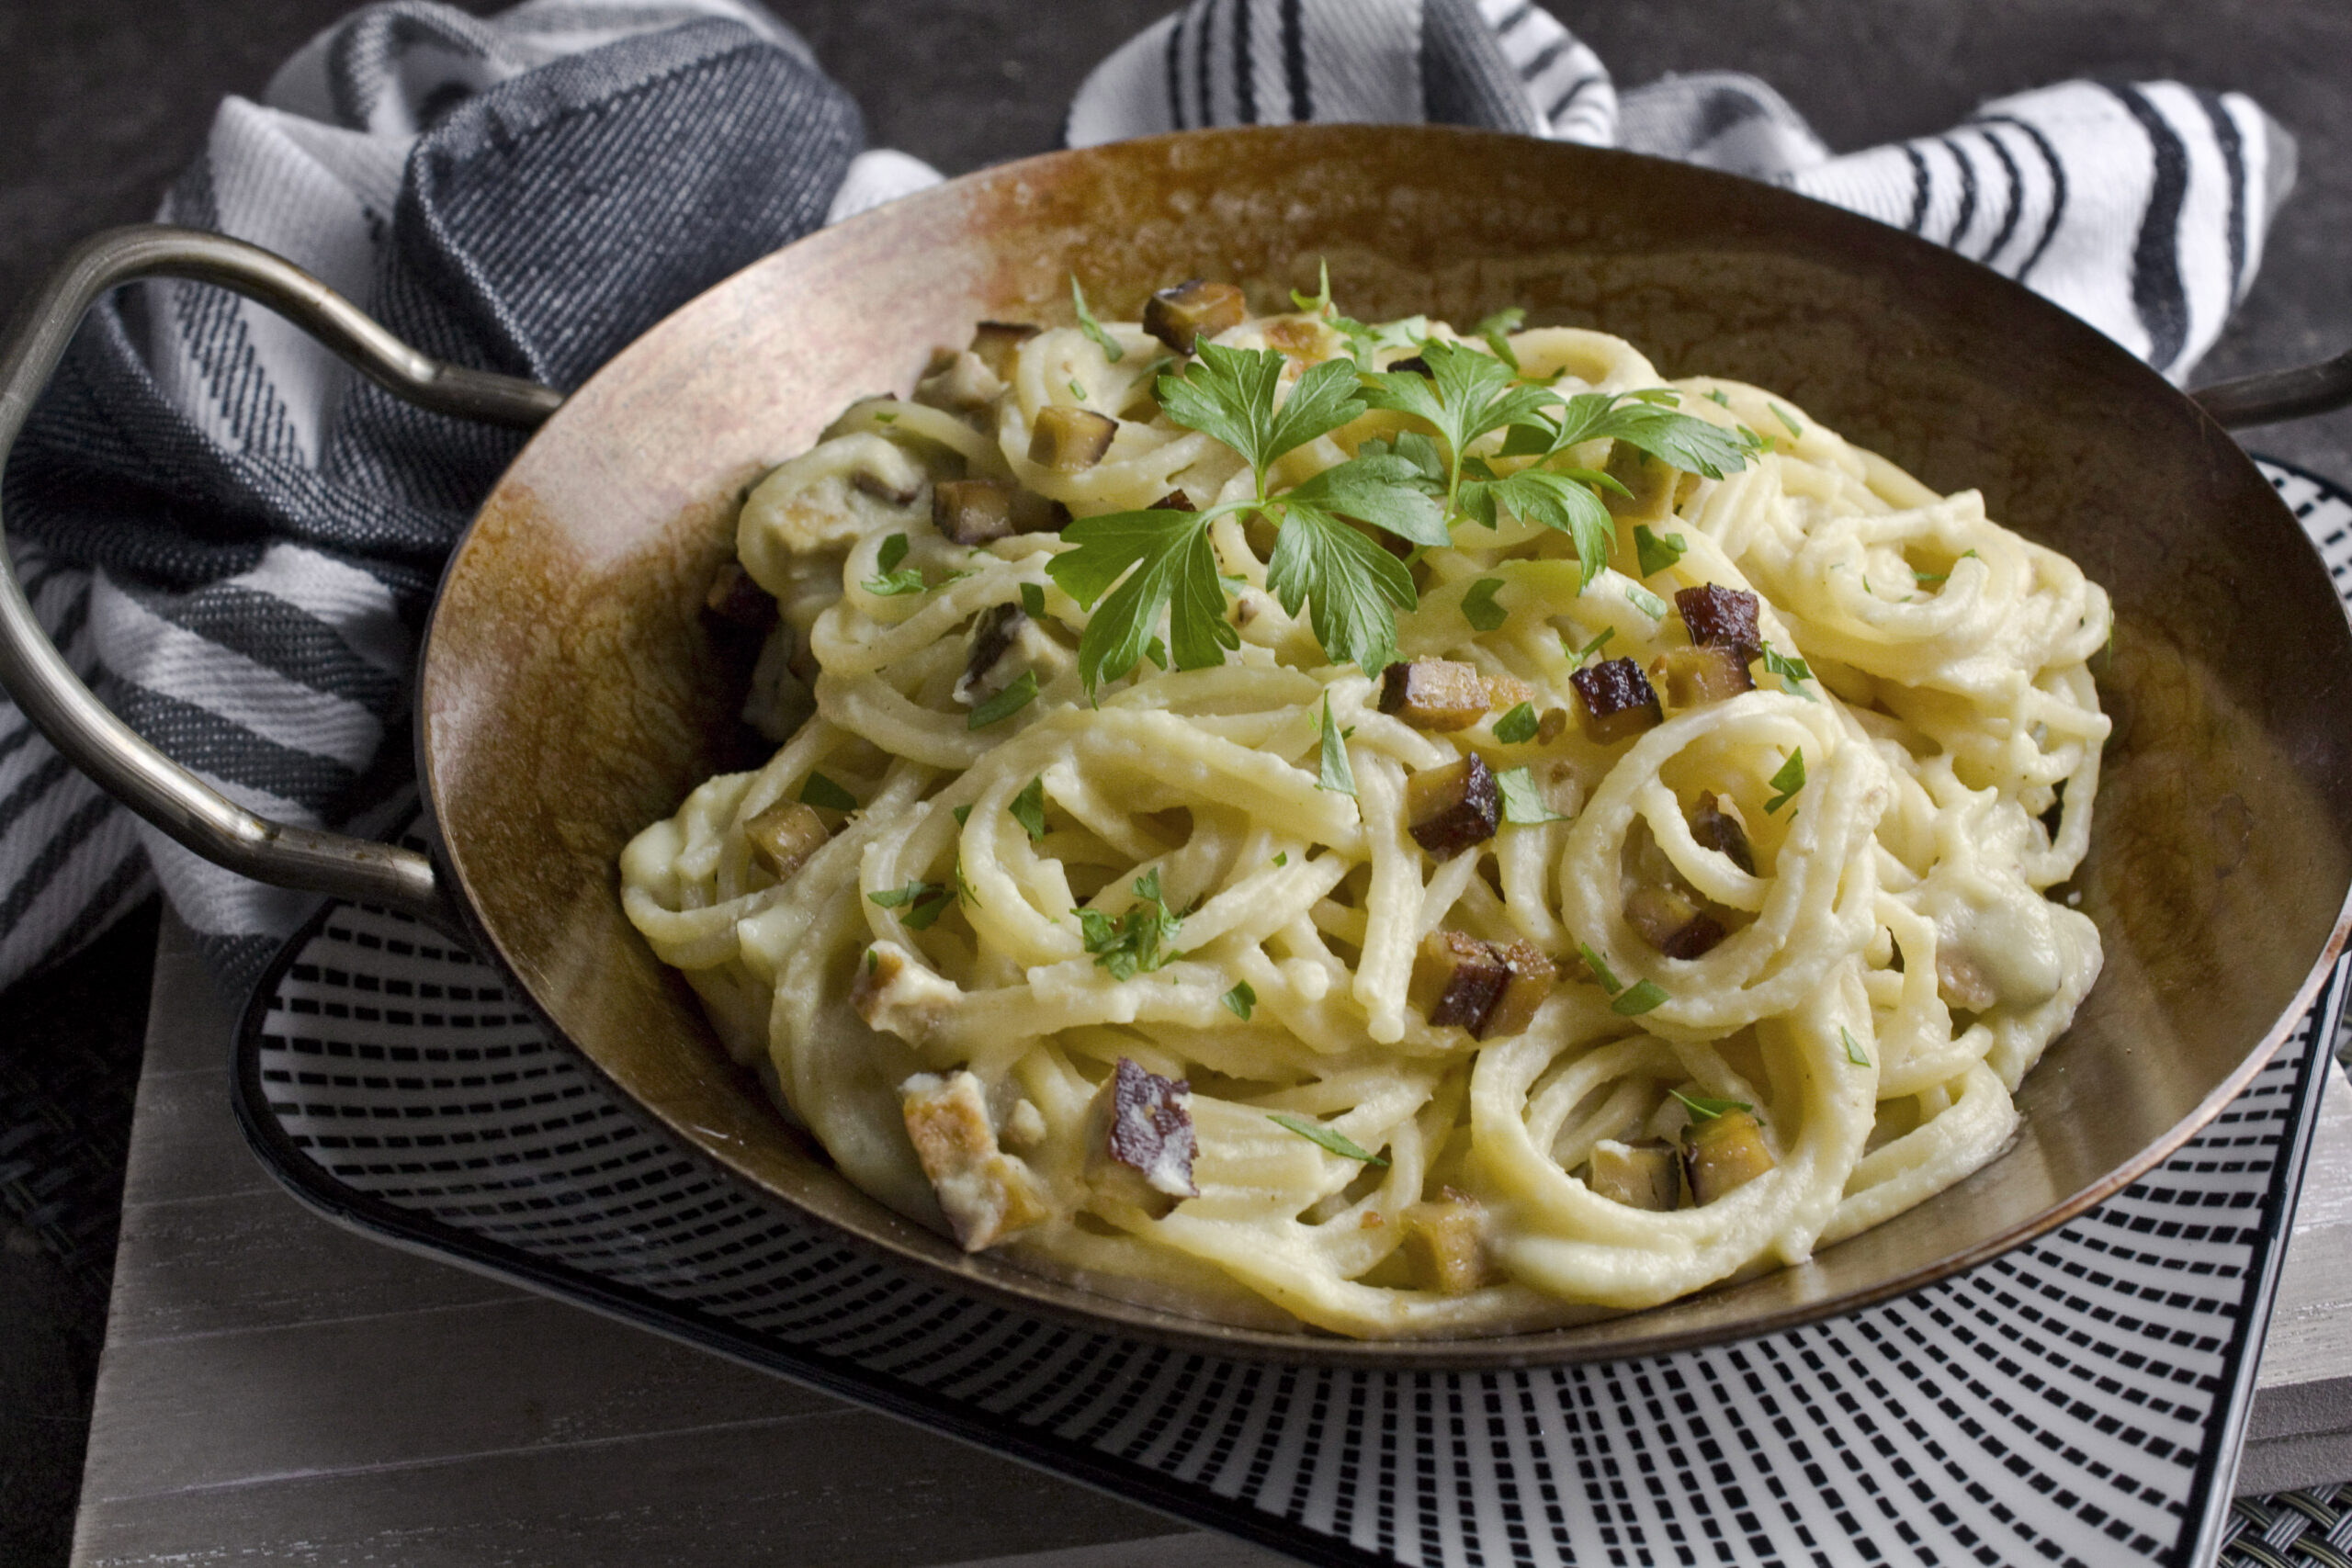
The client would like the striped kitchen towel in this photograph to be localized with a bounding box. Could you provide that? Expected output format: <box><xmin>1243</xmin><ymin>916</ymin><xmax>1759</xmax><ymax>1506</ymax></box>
<box><xmin>0</xmin><ymin>0</ymin><xmax>2296</xmax><ymax>999</ymax></box>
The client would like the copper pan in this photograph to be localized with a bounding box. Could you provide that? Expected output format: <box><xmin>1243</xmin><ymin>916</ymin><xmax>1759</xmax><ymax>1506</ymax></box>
<box><xmin>6</xmin><ymin>125</ymin><xmax>2352</xmax><ymax>1369</ymax></box>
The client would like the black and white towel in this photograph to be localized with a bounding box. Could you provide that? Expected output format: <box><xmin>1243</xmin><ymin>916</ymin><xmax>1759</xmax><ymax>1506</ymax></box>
<box><xmin>0</xmin><ymin>0</ymin><xmax>2296</xmax><ymax>998</ymax></box>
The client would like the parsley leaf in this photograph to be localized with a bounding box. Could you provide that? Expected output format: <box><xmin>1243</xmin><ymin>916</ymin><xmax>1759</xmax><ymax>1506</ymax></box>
<box><xmin>968</xmin><ymin>670</ymin><xmax>1040</xmax><ymax>730</ymax></box>
<box><xmin>1077</xmin><ymin>867</ymin><xmax>1183</xmax><ymax>979</ymax></box>
<box><xmin>1634</xmin><ymin>525</ymin><xmax>1687</xmax><ymax>578</ymax></box>
<box><xmin>951</xmin><ymin>804</ymin><xmax>972</xmax><ymax>827</ymax></box>
<box><xmin>1455</xmin><ymin>462</ymin><xmax>1619</xmax><ymax>588</ymax></box>
<box><xmin>1498</xmin><ymin>766</ymin><xmax>1566</xmax><ymax>824</ymax></box>
<box><xmin>1047</xmin><ymin>506</ymin><xmax>1236</xmax><ymax>694</ymax></box>
<box><xmin>1272</xmin><ymin>852</ymin><xmax>1289</xmax><ymax>867</ymax></box>
<box><xmin>1758</xmin><ymin>641</ymin><xmax>1817</xmax><ymax>702</ymax></box>
<box><xmin>1317</xmin><ymin>694</ymin><xmax>1357</xmax><ymax>796</ymax></box>
<box><xmin>1070</xmin><ymin>275</ymin><xmax>1124</xmax><ymax>362</ymax></box>
<box><xmin>1011</xmin><ymin>776</ymin><xmax>1048</xmax><ymax>841</ymax></box>
<box><xmin>1493</xmin><ymin>701</ymin><xmax>1538</xmax><ymax>744</ymax></box>
<box><xmin>1612</xmin><ymin>979</ymin><xmax>1670</xmax><ymax>1016</ymax></box>
<box><xmin>1265</xmin><ymin>500</ymin><xmax>1417</xmax><ymax>672</ymax></box>
<box><xmin>1770</xmin><ymin>400</ymin><xmax>1804</xmax><ymax>438</ymax></box>
<box><xmin>863</xmin><ymin>568</ymin><xmax>928</xmax><ymax>596</ymax></box>
<box><xmin>1670</xmin><ymin>1088</ymin><xmax>1753</xmax><ymax>1121</ymax></box>
<box><xmin>1283</xmin><ymin>452</ymin><xmax>1451</xmax><ymax>547</ymax></box>
<box><xmin>1020</xmin><ymin>581</ymin><xmax>1047</xmax><ymax>618</ymax></box>
<box><xmin>1764</xmin><ymin>748</ymin><xmax>1805</xmax><ymax>814</ymax></box>
<box><xmin>799</xmin><ymin>772</ymin><xmax>859</xmax><ymax>812</ymax></box>
<box><xmin>1223</xmin><ymin>980</ymin><xmax>1257</xmax><ymax>1021</ymax></box>
<box><xmin>1462</xmin><ymin>577</ymin><xmax>1509</xmax><ymax>631</ymax></box>
<box><xmin>870</xmin><ymin>879</ymin><xmax>953</xmax><ymax>930</ymax></box>
<box><xmin>1704</xmin><ymin>389</ymin><xmax>1732</xmax><ymax>408</ymax></box>
<box><xmin>1159</xmin><ymin>344</ymin><xmax>1364</xmax><ymax>488</ymax></box>
<box><xmin>878</xmin><ymin>534</ymin><xmax>910</xmax><ymax>572</ymax></box>
<box><xmin>1267</xmin><ymin>1111</ymin><xmax>1389</xmax><ymax>1167</ymax></box>
<box><xmin>1842</xmin><ymin>1027</ymin><xmax>1871</xmax><ymax>1067</ymax></box>
<box><xmin>1291</xmin><ymin>258</ymin><xmax>1333</xmax><ymax>316</ymax></box>
<box><xmin>1509</xmin><ymin>389</ymin><xmax>1754</xmax><ymax>480</ymax></box>
<box><xmin>1578</xmin><ymin>942</ymin><xmax>1623</xmax><ymax>993</ymax></box>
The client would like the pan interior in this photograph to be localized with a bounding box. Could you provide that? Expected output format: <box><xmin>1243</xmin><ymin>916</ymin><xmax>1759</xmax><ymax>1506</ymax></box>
<box><xmin>419</xmin><ymin>125</ymin><xmax>2352</xmax><ymax>1366</ymax></box>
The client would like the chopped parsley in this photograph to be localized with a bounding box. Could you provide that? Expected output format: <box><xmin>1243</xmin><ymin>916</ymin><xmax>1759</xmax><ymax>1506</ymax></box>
<box><xmin>1076</xmin><ymin>867</ymin><xmax>1183</xmax><ymax>979</ymax></box>
<box><xmin>1842</xmin><ymin>1027</ymin><xmax>1871</xmax><ymax>1066</ymax></box>
<box><xmin>1670</xmin><ymin>1088</ymin><xmax>1754</xmax><ymax>1122</ymax></box>
<box><xmin>1493</xmin><ymin>701</ymin><xmax>1539</xmax><ymax>744</ymax></box>
<box><xmin>1267</xmin><ymin>1111</ymin><xmax>1388</xmax><ymax>1167</ymax></box>
<box><xmin>863</xmin><ymin>533</ymin><xmax>927</xmax><ymax>596</ymax></box>
<box><xmin>1011</xmin><ymin>776</ymin><xmax>1048</xmax><ymax>841</ymax></box>
<box><xmin>967</xmin><ymin>670</ymin><xmax>1039</xmax><ymax>730</ymax></box>
<box><xmin>1070</xmin><ymin>274</ymin><xmax>1124</xmax><ymax>362</ymax></box>
<box><xmin>1577</xmin><ymin>942</ymin><xmax>1623</xmax><ymax>993</ymax></box>
<box><xmin>1498</xmin><ymin>766</ymin><xmax>1566</xmax><ymax>824</ymax></box>
<box><xmin>1462</xmin><ymin>576</ymin><xmax>1510</xmax><ymax>632</ymax></box>
<box><xmin>1317</xmin><ymin>694</ymin><xmax>1356</xmax><ymax>796</ymax></box>
<box><xmin>869</xmin><ymin>879</ymin><xmax>953</xmax><ymax>931</ymax></box>
<box><xmin>1020</xmin><ymin>581</ymin><xmax>1047</xmax><ymax>618</ymax></box>
<box><xmin>1758</xmin><ymin>641</ymin><xmax>1817</xmax><ymax>702</ymax></box>
<box><xmin>1612</xmin><ymin>980</ymin><xmax>1669</xmax><ymax>1016</ymax></box>
<box><xmin>1634</xmin><ymin>525</ymin><xmax>1687</xmax><ymax>578</ymax></box>
<box><xmin>1765</xmin><ymin>749</ymin><xmax>1806</xmax><ymax>815</ymax></box>
<box><xmin>1770</xmin><ymin>401</ymin><xmax>1804</xmax><ymax>438</ymax></box>
<box><xmin>1566</xmin><ymin>626</ymin><xmax>1615</xmax><ymax>663</ymax></box>
<box><xmin>1223</xmin><ymin>980</ymin><xmax>1257</xmax><ymax>1021</ymax></box>
<box><xmin>1624</xmin><ymin>581</ymin><xmax>1670</xmax><ymax>621</ymax></box>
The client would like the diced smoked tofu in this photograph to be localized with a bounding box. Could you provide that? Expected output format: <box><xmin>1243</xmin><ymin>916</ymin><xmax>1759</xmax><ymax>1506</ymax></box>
<box><xmin>1624</xmin><ymin>883</ymin><xmax>1727</xmax><ymax>960</ymax></box>
<box><xmin>900</xmin><ymin>1070</ymin><xmax>1051</xmax><ymax>1250</ymax></box>
<box><xmin>1690</xmin><ymin>793</ymin><xmax>1756</xmax><ymax>874</ymax></box>
<box><xmin>1647</xmin><ymin>645</ymin><xmax>1755</xmax><ymax>708</ymax></box>
<box><xmin>1408</xmin><ymin>931</ymin><xmax>1555</xmax><ymax>1038</ymax></box>
<box><xmin>1378</xmin><ymin>659</ymin><xmax>1493</xmax><ymax>731</ymax></box>
<box><xmin>1588</xmin><ymin>1139</ymin><xmax>1682</xmax><ymax>1211</ymax></box>
<box><xmin>1681</xmin><ymin>1110</ymin><xmax>1776</xmax><ymax>1205</ymax></box>
<box><xmin>915</xmin><ymin>349</ymin><xmax>1004</xmax><ymax>414</ymax></box>
<box><xmin>1142</xmin><ymin>279</ymin><xmax>1246</xmax><ymax>353</ymax></box>
<box><xmin>1029</xmin><ymin>404</ymin><xmax>1118</xmax><ymax>470</ymax></box>
<box><xmin>1570</xmin><ymin>658</ymin><xmax>1663</xmax><ymax>745</ymax></box>
<box><xmin>1482</xmin><ymin>672</ymin><xmax>1537</xmax><ymax>711</ymax></box>
<box><xmin>1082</xmin><ymin>1057</ymin><xmax>1199</xmax><ymax>1219</ymax></box>
<box><xmin>1674</xmin><ymin>584</ymin><xmax>1762</xmax><ymax>657</ymax></box>
<box><xmin>967</xmin><ymin>320</ymin><xmax>1040</xmax><ymax>378</ymax></box>
<box><xmin>1405</xmin><ymin>754</ymin><xmax>1500</xmax><ymax>861</ymax></box>
<box><xmin>743</xmin><ymin>800</ymin><xmax>830</xmax><ymax>882</ymax></box>
<box><xmin>933</xmin><ymin>479</ymin><xmax>1016</xmax><ymax>545</ymax></box>
<box><xmin>1400</xmin><ymin>1195</ymin><xmax>1492</xmax><ymax>1294</ymax></box>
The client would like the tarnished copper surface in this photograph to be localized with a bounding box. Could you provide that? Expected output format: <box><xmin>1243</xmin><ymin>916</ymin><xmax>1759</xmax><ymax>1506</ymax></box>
<box><xmin>418</xmin><ymin>125</ymin><xmax>2352</xmax><ymax>1367</ymax></box>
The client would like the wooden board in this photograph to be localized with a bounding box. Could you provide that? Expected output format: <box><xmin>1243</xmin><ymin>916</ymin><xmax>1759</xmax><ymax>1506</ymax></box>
<box><xmin>70</xmin><ymin>919</ymin><xmax>2352</xmax><ymax>1565</ymax></box>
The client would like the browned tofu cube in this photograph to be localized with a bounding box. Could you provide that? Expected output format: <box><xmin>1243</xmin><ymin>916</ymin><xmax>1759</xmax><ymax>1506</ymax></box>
<box><xmin>1400</xmin><ymin>1196</ymin><xmax>1492</xmax><ymax>1294</ymax></box>
<box><xmin>933</xmin><ymin>479</ymin><xmax>1016</xmax><ymax>545</ymax></box>
<box><xmin>1690</xmin><ymin>793</ymin><xmax>1755</xmax><ymax>874</ymax></box>
<box><xmin>1588</xmin><ymin>1139</ymin><xmax>1682</xmax><ymax>1211</ymax></box>
<box><xmin>1624</xmin><ymin>882</ymin><xmax>1727</xmax><ymax>960</ymax></box>
<box><xmin>1570</xmin><ymin>658</ymin><xmax>1663</xmax><ymax>745</ymax></box>
<box><xmin>1675</xmin><ymin>584</ymin><xmax>1762</xmax><ymax>657</ymax></box>
<box><xmin>1142</xmin><ymin>279</ymin><xmax>1247</xmax><ymax>354</ymax></box>
<box><xmin>1648</xmin><ymin>645</ymin><xmax>1756</xmax><ymax>709</ymax></box>
<box><xmin>1379</xmin><ymin>659</ymin><xmax>1494</xmax><ymax>731</ymax></box>
<box><xmin>1408</xmin><ymin>931</ymin><xmax>1555</xmax><ymax>1039</ymax></box>
<box><xmin>743</xmin><ymin>800</ymin><xmax>829</xmax><ymax>881</ymax></box>
<box><xmin>1405</xmin><ymin>754</ymin><xmax>1499</xmax><ymax>861</ymax></box>
<box><xmin>967</xmin><ymin>320</ymin><xmax>1040</xmax><ymax>378</ymax></box>
<box><xmin>900</xmin><ymin>1070</ymin><xmax>1052</xmax><ymax>1249</ymax></box>
<box><xmin>1682</xmin><ymin>1110</ymin><xmax>1776</xmax><ymax>1205</ymax></box>
<box><xmin>1481</xmin><ymin>941</ymin><xmax>1556</xmax><ymax>1037</ymax></box>
<box><xmin>1029</xmin><ymin>404</ymin><xmax>1118</xmax><ymax>470</ymax></box>
<box><xmin>1082</xmin><ymin>1057</ymin><xmax>1199</xmax><ymax>1219</ymax></box>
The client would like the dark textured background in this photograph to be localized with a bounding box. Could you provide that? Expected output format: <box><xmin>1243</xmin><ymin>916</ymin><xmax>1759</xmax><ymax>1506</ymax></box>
<box><xmin>1</xmin><ymin>2</ymin><xmax>2347</xmax><ymax>1562</ymax></box>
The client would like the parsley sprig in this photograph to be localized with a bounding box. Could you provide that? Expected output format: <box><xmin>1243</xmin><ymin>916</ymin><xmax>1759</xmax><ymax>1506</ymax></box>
<box><xmin>1043</xmin><ymin>285</ymin><xmax>1753</xmax><ymax>696</ymax></box>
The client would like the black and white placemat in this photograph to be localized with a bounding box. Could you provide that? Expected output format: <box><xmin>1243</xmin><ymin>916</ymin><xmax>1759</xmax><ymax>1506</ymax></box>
<box><xmin>227</xmin><ymin>457</ymin><xmax>2352</xmax><ymax>1568</ymax></box>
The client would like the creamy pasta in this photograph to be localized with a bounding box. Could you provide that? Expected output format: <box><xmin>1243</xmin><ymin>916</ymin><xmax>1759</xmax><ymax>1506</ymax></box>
<box><xmin>620</xmin><ymin>294</ymin><xmax>2109</xmax><ymax>1338</ymax></box>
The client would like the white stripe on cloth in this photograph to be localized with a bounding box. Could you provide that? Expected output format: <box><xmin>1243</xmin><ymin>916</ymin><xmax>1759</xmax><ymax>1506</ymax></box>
<box><xmin>87</xmin><ymin>575</ymin><xmax>387</xmax><ymax>769</ymax></box>
<box><xmin>228</xmin><ymin>543</ymin><xmax>413</xmax><ymax>676</ymax></box>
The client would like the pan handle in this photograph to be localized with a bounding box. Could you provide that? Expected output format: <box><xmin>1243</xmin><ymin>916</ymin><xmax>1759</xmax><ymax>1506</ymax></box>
<box><xmin>2194</xmin><ymin>346</ymin><xmax>2352</xmax><ymax>428</ymax></box>
<box><xmin>0</xmin><ymin>224</ymin><xmax>563</xmax><ymax>932</ymax></box>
